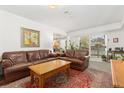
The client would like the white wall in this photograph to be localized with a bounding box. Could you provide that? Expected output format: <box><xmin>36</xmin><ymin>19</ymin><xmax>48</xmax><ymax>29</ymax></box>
<box><xmin>0</xmin><ymin>10</ymin><xmax>66</xmax><ymax>55</ymax></box>
<box><xmin>106</xmin><ymin>30</ymin><xmax>124</xmax><ymax>50</ymax></box>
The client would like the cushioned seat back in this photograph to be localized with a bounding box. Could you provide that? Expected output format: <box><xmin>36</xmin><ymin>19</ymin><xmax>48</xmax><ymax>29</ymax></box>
<box><xmin>79</xmin><ymin>49</ymin><xmax>89</xmax><ymax>56</ymax></box>
<box><xmin>27</xmin><ymin>51</ymin><xmax>40</xmax><ymax>62</ymax></box>
<box><xmin>74</xmin><ymin>49</ymin><xmax>89</xmax><ymax>59</ymax></box>
<box><xmin>74</xmin><ymin>51</ymin><xmax>81</xmax><ymax>59</ymax></box>
<box><xmin>2</xmin><ymin>51</ymin><xmax>28</xmax><ymax>64</ymax></box>
<box><xmin>65</xmin><ymin>50</ymin><xmax>75</xmax><ymax>58</ymax></box>
<box><xmin>39</xmin><ymin>50</ymin><xmax>49</xmax><ymax>59</ymax></box>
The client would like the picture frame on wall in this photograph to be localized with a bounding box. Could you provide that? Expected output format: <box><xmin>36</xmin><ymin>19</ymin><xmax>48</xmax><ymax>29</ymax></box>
<box><xmin>113</xmin><ymin>38</ymin><xmax>118</xmax><ymax>43</ymax></box>
<box><xmin>21</xmin><ymin>27</ymin><xmax>40</xmax><ymax>47</ymax></box>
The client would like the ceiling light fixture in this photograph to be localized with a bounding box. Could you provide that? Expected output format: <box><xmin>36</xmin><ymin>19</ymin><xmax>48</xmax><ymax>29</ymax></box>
<box><xmin>48</xmin><ymin>5</ymin><xmax>58</xmax><ymax>9</ymax></box>
<box><xmin>64</xmin><ymin>10</ymin><xmax>69</xmax><ymax>14</ymax></box>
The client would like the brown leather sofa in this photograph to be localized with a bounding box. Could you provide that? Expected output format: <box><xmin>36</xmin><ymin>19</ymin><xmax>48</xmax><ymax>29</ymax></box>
<box><xmin>1</xmin><ymin>49</ymin><xmax>89</xmax><ymax>83</ymax></box>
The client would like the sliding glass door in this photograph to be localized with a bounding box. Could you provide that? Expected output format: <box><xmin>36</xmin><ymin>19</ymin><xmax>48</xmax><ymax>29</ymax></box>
<box><xmin>90</xmin><ymin>34</ymin><xmax>107</xmax><ymax>58</ymax></box>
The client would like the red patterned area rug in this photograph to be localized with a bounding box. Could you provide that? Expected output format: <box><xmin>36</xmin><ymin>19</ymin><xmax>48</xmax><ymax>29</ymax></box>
<box><xmin>21</xmin><ymin>69</ymin><xmax>92</xmax><ymax>88</ymax></box>
<box><xmin>0</xmin><ymin>68</ymin><xmax>112</xmax><ymax>88</ymax></box>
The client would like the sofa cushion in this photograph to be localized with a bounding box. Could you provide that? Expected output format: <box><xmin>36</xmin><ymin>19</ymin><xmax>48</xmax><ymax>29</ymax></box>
<box><xmin>1</xmin><ymin>59</ymin><xmax>13</xmax><ymax>69</ymax></box>
<box><xmin>39</xmin><ymin>52</ymin><xmax>44</xmax><ymax>59</ymax></box>
<box><xmin>27</xmin><ymin>51</ymin><xmax>40</xmax><ymax>62</ymax></box>
<box><xmin>80</xmin><ymin>51</ymin><xmax>89</xmax><ymax>56</ymax></box>
<box><xmin>74</xmin><ymin>50</ymin><xmax>88</xmax><ymax>60</ymax></box>
<box><xmin>65</xmin><ymin>50</ymin><xmax>75</xmax><ymax>58</ymax></box>
<box><xmin>33</xmin><ymin>58</ymin><xmax>57</xmax><ymax>65</ymax></box>
<box><xmin>44</xmin><ymin>52</ymin><xmax>49</xmax><ymax>58</ymax></box>
<box><xmin>60</xmin><ymin>53</ymin><xmax>66</xmax><ymax>57</ymax></box>
<box><xmin>48</xmin><ymin>53</ymin><xmax>57</xmax><ymax>57</ymax></box>
<box><xmin>33</xmin><ymin>60</ymin><xmax>44</xmax><ymax>64</ymax></box>
<box><xmin>79</xmin><ymin>49</ymin><xmax>89</xmax><ymax>56</ymax></box>
<box><xmin>2</xmin><ymin>51</ymin><xmax>28</xmax><ymax>64</ymax></box>
<box><xmin>58</xmin><ymin>57</ymin><xmax>83</xmax><ymax>65</ymax></box>
<box><xmin>4</xmin><ymin>63</ymin><xmax>32</xmax><ymax>74</ymax></box>
<box><xmin>39</xmin><ymin>50</ymin><xmax>49</xmax><ymax>59</ymax></box>
<box><xmin>74</xmin><ymin>51</ymin><xmax>81</xmax><ymax>59</ymax></box>
<box><xmin>78</xmin><ymin>57</ymin><xmax>86</xmax><ymax>61</ymax></box>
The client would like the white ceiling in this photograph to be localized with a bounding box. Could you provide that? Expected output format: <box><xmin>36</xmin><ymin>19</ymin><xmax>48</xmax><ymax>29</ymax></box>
<box><xmin>0</xmin><ymin>5</ymin><xmax>124</xmax><ymax>32</ymax></box>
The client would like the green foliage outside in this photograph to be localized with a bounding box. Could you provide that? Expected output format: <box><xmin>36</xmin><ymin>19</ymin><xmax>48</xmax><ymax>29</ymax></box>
<box><xmin>65</xmin><ymin>35</ymin><xmax>89</xmax><ymax>50</ymax></box>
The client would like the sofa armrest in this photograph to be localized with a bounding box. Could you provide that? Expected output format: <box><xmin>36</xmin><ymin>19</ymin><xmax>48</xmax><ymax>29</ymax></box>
<box><xmin>78</xmin><ymin>55</ymin><xmax>90</xmax><ymax>61</ymax></box>
<box><xmin>83</xmin><ymin>55</ymin><xmax>90</xmax><ymax>67</ymax></box>
<box><xmin>84</xmin><ymin>55</ymin><xmax>90</xmax><ymax>62</ymax></box>
<box><xmin>48</xmin><ymin>53</ymin><xmax>57</xmax><ymax>57</ymax></box>
<box><xmin>84</xmin><ymin>55</ymin><xmax>90</xmax><ymax>59</ymax></box>
<box><xmin>1</xmin><ymin>59</ymin><xmax>13</xmax><ymax>69</ymax></box>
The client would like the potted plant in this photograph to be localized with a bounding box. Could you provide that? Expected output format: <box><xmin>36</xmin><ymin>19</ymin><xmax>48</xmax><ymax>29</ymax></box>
<box><xmin>121</xmin><ymin>55</ymin><xmax>124</xmax><ymax>61</ymax></box>
<box><xmin>101</xmin><ymin>55</ymin><xmax>107</xmax><ymax>61</ymax></box>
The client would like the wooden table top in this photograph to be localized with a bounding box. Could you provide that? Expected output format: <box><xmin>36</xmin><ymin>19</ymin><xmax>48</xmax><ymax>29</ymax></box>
<box><xmin>29</xmin><ymin>60</ymin><xmax>71</xmax><ymax>75</ymax></box>
<box><xmin>111</xmin><ymin>60</ymin><xmax>124</xmax><ymax>87</ymax></box>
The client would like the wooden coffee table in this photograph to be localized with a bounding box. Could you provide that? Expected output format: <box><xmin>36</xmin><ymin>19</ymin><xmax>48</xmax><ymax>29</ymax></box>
<box><xmin>28</xmin><ymin>59</ymin><xmax>71</xmax><ymax>88</ymax></box>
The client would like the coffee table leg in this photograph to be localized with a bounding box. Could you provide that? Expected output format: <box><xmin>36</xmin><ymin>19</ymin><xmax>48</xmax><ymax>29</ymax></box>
<box><xmin>38</xmin><ymin>76</ymin><xmax>44</xmax><ymax>88</ymax></box>
<box><xmin>66</xmin><ymin>68</ymin><xmax>70</xmax><ymax>80</ymax></box>
<box><xmin>67</xmin><ymin>68</ymin><xmax>70</xmax><ymax>76</ymax></box>
<box><xmin>30</xmin><ymin>71</ymin><xmax>34</xmax><ymax>84</ymax></box>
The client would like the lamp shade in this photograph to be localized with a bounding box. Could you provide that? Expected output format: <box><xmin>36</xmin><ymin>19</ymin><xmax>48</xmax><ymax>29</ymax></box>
<box><xmin>53</xmin><ymin>39</ymin><xmax>60</xmax><ymax>48</ymax></box>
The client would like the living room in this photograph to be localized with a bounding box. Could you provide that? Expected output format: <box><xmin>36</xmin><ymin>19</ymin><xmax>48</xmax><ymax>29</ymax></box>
<box><xmin>0</xmin><ymin>3</ymin><xmax>124</xmax><ymax>92</ymax></box>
